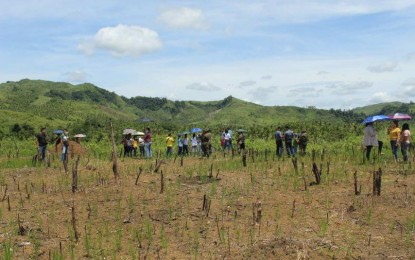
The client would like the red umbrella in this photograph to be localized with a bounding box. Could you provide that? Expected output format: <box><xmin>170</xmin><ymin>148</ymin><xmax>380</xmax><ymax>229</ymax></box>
<box><xmin>388</xmin><ymin>113</ymin><xmax>412</xmax><ymax>121</ymax></box>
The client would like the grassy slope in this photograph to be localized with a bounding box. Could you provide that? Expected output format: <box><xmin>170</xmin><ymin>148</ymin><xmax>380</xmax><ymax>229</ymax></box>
<box><xmin>352</xmin><ymin>102</ymin><xmax>403</xmax><ymax>115</ymax></box>
<box><xmin>0</xmin><ymin>79</ymin><xmax>391</xmax><ymax>132</ymax></box>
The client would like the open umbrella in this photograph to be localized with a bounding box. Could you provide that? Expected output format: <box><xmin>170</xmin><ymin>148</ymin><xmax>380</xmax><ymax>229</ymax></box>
<box><xmin>361</xmin><ymin>115</ymin><xmax>391</xmax><ymax>125</ymax></box>
<box><xmin>122</xmin><ymin>128</ymin><xmax>136</xmax><ymax>135</ymax></box>
<box><xmin>74</xmin><ymin>134</ymin><xmax>87</xmax><ymax>138</ymax></box>
<box><xmin>53</xmin><ymin>130</ymin><xmax>64</xmax><ymax>135</ymax></box>
<box><xmin>237</xmin><ymin>129</ymin><xmax>248</xmax><ymax>133</ymax></box>
<box><xmin>133</xmin><ymin>131</ymin><xmax>145</xmax><ymax>136</ymax></box>
<box><xmin>191</xmin><ymin>127</ymin><xmax>202</xmax><ymax>133</ymax></box>
<box><xmin>388</xmin><ymin>113</ymin><xmax>412</xmax><ymax>121</ymax></box>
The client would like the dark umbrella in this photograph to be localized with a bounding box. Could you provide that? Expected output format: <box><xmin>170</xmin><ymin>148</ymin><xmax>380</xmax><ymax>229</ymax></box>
<box><xmin>388</xmin><ymin>113</ymin><xmax>412</xmax><ymax>121</ymax></box>
<box><xmin>53</xmin><ymin>130</ymin><xmax>64</xmax><ymax>134</ymax></box>
<box><xmin>361</xmin><ymin>115</ymin><xmax>391</xmax><ymax>125</ymax></box>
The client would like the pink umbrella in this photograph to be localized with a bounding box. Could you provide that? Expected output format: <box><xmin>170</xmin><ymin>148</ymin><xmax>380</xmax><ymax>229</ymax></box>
<box><xmin>388</xmin><ymin>113</ymin><xmax>412</xmax><ymax>121</ymax></box>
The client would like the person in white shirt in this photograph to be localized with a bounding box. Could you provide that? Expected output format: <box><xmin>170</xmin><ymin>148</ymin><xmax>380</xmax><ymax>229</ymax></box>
<box><xmin>61</xmin><ymin>129</ymin><xmax>69</xmax><ymax>162</ymax></box>
<box><xmin>223</xmin><ymin>130</ymin><xmax>231</xmax><ymax>153</ymax></box>
<box><xmin>400</xmin><ymin>123</ymin><xmax>411</xmax><ymax>162</ymax></box>
<box><xmin>191</xmin><ymin>133</ymin><xmax>198</xmax><ymax>154</ymax></box>
<box><xmin>362</xmin><ymin>122</ymin><xmax>378</xmax><ymax>161</ymax></box>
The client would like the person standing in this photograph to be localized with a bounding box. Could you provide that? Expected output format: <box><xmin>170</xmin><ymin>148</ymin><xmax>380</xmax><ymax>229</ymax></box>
<box><xmin>36</xmin><ymin>127</ymin><xmax>48</xmax><ymax>160</ymax></box>
<box><xmin>177</xmin><ymin>134</ymin><xmax>183</xmax><ymax>155</ymax></box>
<box><xmin>166</xmin><ymin>133</ymin><xmax>174</xmax><ymax>157</ymax></box>
<box><xmin>228</xmin><ymin>128</ymin><xmax>233</xmax><ymax>150</ymax></box>
<box><xmin>400</xmin><ymin>123</ymin><xmax>411</xmax><ymax>162</ymax></box>
<box><xmin>237</xmin><ymin>131</ymin><xmax>245</xmax><ymax>153</ymax></box>
<box><xmin>197</xmin><ymin>134</ymin><xmax>202</xmax><ymax>155</ymax></box>
<box><xmin>144</xmin><ymin>128</ymin><xmax>152</xmax><ymax>158</ymax></box>
<box><xmin>284</xmin><ymin>126</ymin><xmax>294</xmax><ymax>157</ymax></box>
<box><xmin>191</xmin><ymin>133</ymin><xmax>198</xmax><ymax>154</ymax></box>
<box><xmin>362</xmin><ymin>123</ymin><xmax>378</xmax><ymax>161</ymax></box>
<box><xmin>121</xmin><ymin>135</ymin><xmax>128</xmax><ymax>157</ymax></box>
<box><xmin>182</xmin><ymin>134</ymin><xmax>189</xmax><ymax>156</ymax></box>
<box><xmin>61</xmin><ymin>129</ymin><xmax>69</xmax><ymax>162</ymax></box>
<box><xmin>201</xmin><ymin>129</ymin><xmax>212</xmax><ymax>158</ymax></box>
<box><xmin>299</xmin><ymin>131</ymin><xmax>308</xmax><ymax>156</ymax></box>
<box><xmin>223</xmin><ymin>130</ymin><xmax>231</xmax><ymax>154</ymax></box>
<box><xmin>138</xmin><ymin>136</ymin><xmax>145</xmax><ymax>157</ymax></box>
<box><xmin>387</xmin><ymin>120</ymin><xmax>401</xmax><ymax>162</ymax></box>
<box><xmin>126</xmin><ymin>134</ymin><xmax>133</xmax><ymax>157</ymax></box>
<box><xmin>133</xmin><ymin>137</ymin><xmax>138</xmax><ymax>157</ymax></box>
<box><xmin>275</xmin><ymin>127</ymin><xmax>283</xmax><ymax>157</ymax></box>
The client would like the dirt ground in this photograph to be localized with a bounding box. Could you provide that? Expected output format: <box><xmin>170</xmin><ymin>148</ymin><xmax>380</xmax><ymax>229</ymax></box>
<box><xmin>0</xmin><ymin>150</ymin><xmax>414</xmax><ymax>259</ymax></box>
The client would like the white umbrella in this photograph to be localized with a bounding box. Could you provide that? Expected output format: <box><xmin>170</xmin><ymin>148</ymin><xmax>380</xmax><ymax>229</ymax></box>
<box><xmin>123</xmin><ymin>128</ymin><xmax>136</xmax><ymax>135</ymax></box>
<box><xmin>74</xmin><ymin>134</ymin><xmax>87</xmax><ymax>138</ymax></box>
<box><xmin>133</xmin><ymin>131</ymin><xmax>145</xmax><ymax>136</ymax></box>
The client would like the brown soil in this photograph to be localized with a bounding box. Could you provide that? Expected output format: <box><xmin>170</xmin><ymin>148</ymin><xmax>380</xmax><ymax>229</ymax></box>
<box><xmin>53</xmin><ymin>140</ymin><xmax>88</xmax><ymax>156</ymax></box>
<box><xmin>0</xmin><ymin>152</ymin><xmax>414</xmax><ymax>259</ymax></box>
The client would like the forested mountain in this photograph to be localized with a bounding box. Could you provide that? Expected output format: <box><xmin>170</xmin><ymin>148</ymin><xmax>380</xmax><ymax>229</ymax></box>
<box><xmin>1</xmin><ymin>79</ymin><xmax>410</xmax><ymax>140</ymax></box>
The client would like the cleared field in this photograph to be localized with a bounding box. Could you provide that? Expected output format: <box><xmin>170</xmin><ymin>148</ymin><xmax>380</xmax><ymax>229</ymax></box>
<box><xmin>0</xmin><ymin>145</ymin><xmax>414</xmax><ymax>259</ymax></box>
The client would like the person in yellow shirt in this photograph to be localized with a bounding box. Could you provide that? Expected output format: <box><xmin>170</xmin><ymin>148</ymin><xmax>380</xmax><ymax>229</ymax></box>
<box><xmin>133</xmin><ymin>137</ymin><xmax>139</xmax><ymax>157</ymax></box>
<box><xmin>387</xmin><ymin>120</ymin><xmax>401</xmax><ymax>162</ymax></box>
<box><xmin>166</xmin><ymin>133</ymin><xmax>174</xmax><ymax>157</ymax></box>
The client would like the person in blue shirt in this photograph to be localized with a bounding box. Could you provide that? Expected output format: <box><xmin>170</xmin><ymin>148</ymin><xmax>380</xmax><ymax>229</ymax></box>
<box><xmin>275</xmin><ymin>127</ymin><xmax>283</xmax><ymax>157</ymax></box>
<box><xmin>284</xmin><ymin>126</ymin><xmax>295</xmax><ymax>157</ymax></box>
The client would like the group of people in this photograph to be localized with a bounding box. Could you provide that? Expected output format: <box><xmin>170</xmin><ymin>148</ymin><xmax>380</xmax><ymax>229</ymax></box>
<box><xmin>219</xmin><ymin>128</ymin><xmax>246</xmax><ymax>154</ymax></box>
<box><xmin>363</xmin><ymin>120</ymin><xmax>412</xmax><ymax>162</ymax></box>
<box><xmin>121</xmin><ymin>128</ymin><xmax>152</xmax><ymax>158</ymax></box>
<box><xmin>35</xmin><ymin>128</ymin><xmax>69</xmax><ymax>162</ymax></box>
<box><xmin>274</xmin><ymin>126</ymin><xmax>308</xmax><ymax>157</ymax></box>
<box><xmin>35</xmin><ymin>121</ymin><xmax>412</xmax><ymax>164</ymax></box>
<box><xmin>165</xmin><ymin>130</ymin><xmax>214</xmax><ymax>157</ymax></box>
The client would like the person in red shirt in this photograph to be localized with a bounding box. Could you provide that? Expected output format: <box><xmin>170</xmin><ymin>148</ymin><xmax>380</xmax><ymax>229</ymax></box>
<box><xmin>144</xmin><ymin>128</ymin><xmax>152</xmax><ymax>158</ymax></box>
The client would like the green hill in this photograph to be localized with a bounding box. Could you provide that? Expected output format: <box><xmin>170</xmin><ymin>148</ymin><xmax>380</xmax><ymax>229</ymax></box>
<box><xmin>0</xmin><ymin>79</ymin><xmax>378</xmax><ymax>138</ymax></box>
<box><xmin>352</xmin><ymin>101</ymin><xmax>415</xmax><ymax>116</ymax></box>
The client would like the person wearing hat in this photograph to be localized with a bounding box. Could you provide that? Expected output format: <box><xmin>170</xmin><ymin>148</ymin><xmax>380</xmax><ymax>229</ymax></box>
<box><xmin>201</xmin><ymin>129</ymin><xmax>212</xmax><ymax>157</ymax></box>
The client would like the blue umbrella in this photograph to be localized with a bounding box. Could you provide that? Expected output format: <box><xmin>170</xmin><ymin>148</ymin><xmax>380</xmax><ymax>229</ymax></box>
<box><xmin>361</xmin><ymin>115</ymin><xmax>391</xmax><ymax>125</ymax></box>
<box><xmin>53</xmin><ymin>130</ymin><xmax>64</xmax><ymax>134</ymax></box>
<box><xmin>191</xmin><ymin>127</ymin><xmax>202</xmax><ymax>133</ymax></box>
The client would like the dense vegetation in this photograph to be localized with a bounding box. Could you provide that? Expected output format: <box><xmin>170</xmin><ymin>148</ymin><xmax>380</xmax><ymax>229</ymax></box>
<box><xmin>0</xmin><ymin>79</ymin><xmax>412</xmax><ymax>142</ymax></box>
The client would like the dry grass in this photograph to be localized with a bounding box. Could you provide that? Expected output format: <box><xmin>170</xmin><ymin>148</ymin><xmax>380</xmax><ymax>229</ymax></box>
<box><xmin>0</xmin><ymin>151</ymin><xmax>414</xmax><ymax>259</ymax></box>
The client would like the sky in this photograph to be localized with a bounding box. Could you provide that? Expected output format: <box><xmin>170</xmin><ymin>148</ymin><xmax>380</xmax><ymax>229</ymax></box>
<box><xmin>1</xmin><ymin>0</ymin><xmax>415</xmax><ymax>109</ymax></box>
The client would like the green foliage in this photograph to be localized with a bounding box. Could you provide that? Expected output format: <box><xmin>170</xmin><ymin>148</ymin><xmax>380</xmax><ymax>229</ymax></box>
<box><xmin>0</xmin><ymin>79</ymin><xmax>410</xmax><ymax>141</ymax></box>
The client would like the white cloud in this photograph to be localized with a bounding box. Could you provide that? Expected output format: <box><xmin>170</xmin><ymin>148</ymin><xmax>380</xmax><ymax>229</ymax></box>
<box><xmin>328</xmin><ymin>81</ymin><xmax>373</xmax><ymax>95</ymax></box>
<box><xmin>402</xmin><ymin>86</ymin><xmax>415</xmax><ymax>98</ymax></box>
<box><xmin>370</xmin><ymin>92</ymin><xmax>392</xmax><ymax>103</ymax></box>
<box><xmin>406</xmin><ymin>52</ymin><xmax>415</xmax><ymax>61</ymax></box>
<box><xmin>261</xmin><ymin>75</ymin><xmax>272</xmax><ymax>80</ymax></box>
<box><xmin>367</xmin><ymin>62</ymin><xmax>398</xmax><ymax>73</ymax></box>
<box><xmin>248</xmin><ymin>86</ymin><xmax>278</xmax><ymax>100</ymax></box>
<box><xmin>402</xmin><ymin>78</ymin><xmax>415</xmax><ymax>86</ymax></box>
<box><xmin>78</xmin><ymin>24</ymin><xmax>162</xmax><ymax>57</ymax></box>
<box><xmin>317</xmin><ymin>70</ymin><xmax>329</xmax><ymax>75</ymax></box>
<box><xmin>62</xmin><ymin>70</ymin><xmax>88</xmax><ymax>83</ymax></box>
<box><xmin>186</xmin><ymin>82</ymin><xmax>221</xmax><ymax>92</ymax></box>
<box><xmin>243</xmin><ymin>0</ymin><xmax>415</xmax><ymax>24</ymax></box>
<box><xmin>238</xmin><ymin>80</ymin><xmax>256</xmax><ymax>88</ymax></box>
<box><xmin>158</xmin><ymin>7</ymin><xmax>208</xmax><ymax>30</ymax></box>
